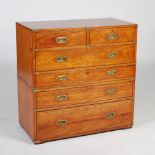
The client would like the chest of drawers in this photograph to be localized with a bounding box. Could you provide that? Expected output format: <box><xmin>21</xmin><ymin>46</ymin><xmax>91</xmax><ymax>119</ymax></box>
<box><xmin>16</xmin><ymin>18</ymin><xmax>137</xmax><ymax>144</ymax></box>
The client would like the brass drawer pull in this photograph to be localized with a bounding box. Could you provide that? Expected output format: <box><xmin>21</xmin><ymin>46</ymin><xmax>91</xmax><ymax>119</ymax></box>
<box><xmin>56</xmin><ymin>56</ymin><xmax>68</xmax><ymax>63</ymax></box>
<box><xmin>107</xmin><ymin>69</ymin><xmax>118</xmax><ymax>76</ymax></box>
<box><xmin>105</xmin><ymin>88</ymin><xmax>117</xmax><ymax>95</ymax></box>
<box><xmin>107</xmin><ymin>51</ymin><xmax>117</xmax><ymax>58</ymax></box>
<box><xmin>105</xmin><ymin>33</ymin><xmax>119</xmax><ymax>41</ymax></box>
<box><xmin>57</xmin><ymin>75</ymin><xmax>67</xmax><ymax>81</ymax></box>
<box><xmin>106</xmin><ymin>112</ymin><xmax>115</xmax><ymax>119</ymax></box>
<box><xmin>56</xmin><ymin>37</ymin><xmax>67</xmax><ymax>44</ymax></box>
<box><xmin>56</xmin><ymin>119</ymin><xmax>68</xmax><ymax>126</ymax></box>
<box><xmin>56</xmin><ymin>95</ymin><xmax>68</xmax><ymax>101</ymax></box>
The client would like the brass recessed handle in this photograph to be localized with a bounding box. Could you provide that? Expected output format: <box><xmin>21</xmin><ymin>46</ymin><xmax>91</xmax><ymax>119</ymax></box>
<box><xmin>56</xmin><ymin>95</ymin><xmax>68</xmax><ymax>101</ymax></box>
<box><xmin>56</xmin><ymin>119</ymin><xmax>68</xmax><ymax>126</ymax></box>
<box><xmin>56</xmin><ymin>56</ymin><xmax>68</xmax><ymax>63</ymax></box>
<box><xmin>107</xmin><ymin>69</ymin><xmax>118</xmax><ymax>76</ymax></box>
<box><xmin>57</xmin><ymin>75</ymin><xmax>67</xmax><ymax>81</ymax></box>
<box><xmin>56</xmin><ymin>37</ymin><xmax>67</xmax><ymax>44</ymax></box>
<box><xmin>105</xmin><ymin>88</ymin><xmax>117</xmax><ymax>95</ymax></box>
<box><xmin>106</xmin><ymin>112</ymin><xmax>115</xmax><ymax>119</ymax></box>
<box><xmin>105</xmin><ymin>33</ymin><xmax>119</xmax><ymax>41</ymax></box>
<box><xmin>107</xmin><ymin>51</ymin><xmax>118</xmax><ymax>59</ymax></box>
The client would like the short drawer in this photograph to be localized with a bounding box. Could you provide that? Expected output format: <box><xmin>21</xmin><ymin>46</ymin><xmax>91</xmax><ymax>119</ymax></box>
<box><xmin>36</xmin><ymin>44</ymin><xmax>136</xmax><ymax>71</ymax></box>
<box><xmin>35</xmin><ymin>29</ymin><xmax>86</xmax><ymax>49</ymax></box>
<box><xmin>36</xmin><ymin>99</ymin><xmax>133</xmax><ymax>141</ymax></box>
<box><xmin>90</xmin><ymin>26</ymin><xmax>137</xmax><ymax>45</ymax></box>
<box><xmin>36</xmin><ymin>81</ymin><xmax>134</xmax><ymax>109</ymax></box>
<box><xmin>36</xmin><ymin>65</ymin><xmax>135</xmax><ymax>89</ymax></box>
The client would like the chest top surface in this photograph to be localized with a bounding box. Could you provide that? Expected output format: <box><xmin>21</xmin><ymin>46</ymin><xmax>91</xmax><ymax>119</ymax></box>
<box><xmin>18</xmin><ymin>18</ymin><xmax>136</xmax><ymax>30</ymax></box>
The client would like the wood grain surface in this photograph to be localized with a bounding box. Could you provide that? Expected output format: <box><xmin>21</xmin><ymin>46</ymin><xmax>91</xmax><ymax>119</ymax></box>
<box><xmin>19</xmin><ymin>18</ymin><xmax>136</xmax><ymax>30</ymax></box>
<box><xmin>18</xmin><ymin>78</ymin><xmax>36</xmax><ymax>140</ymax></box>
<box><xmin>16</xmin><ymin>23</ymin><xmax>35</xmax><ymax>87</ymax></box>
<box><xmin>35</xmin><ymin>29</ymin><xmax>87</xmax><ymax>49</ymax></box>
<box><xmin>35</xmin><ymin>44</ymin><xmax>136</xmax><ymax>71</ymax></box>
<box><xmin>35</xmin><ymin>65</ymin><xmax>135</xmax><ymax>89</ymax></box>
<box><xmin>36</xmin><ymin>81</ymin><xmax>134</xmax><ymax>109</ymax></box>
<box><xmin>90</xmin><ymin>26</ymin><xmax>137</xmax><ymax>45</ymax></box>
<box><xmin>36</xmin><ymin>99</ymin><xmax>133</xmax><ymax>141</ymax></box>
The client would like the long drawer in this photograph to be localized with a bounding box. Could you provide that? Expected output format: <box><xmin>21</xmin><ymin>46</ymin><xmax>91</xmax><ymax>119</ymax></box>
<box><xmin>35</xmin><ymin>65</ymin><xmax>135</xmax><ymax>89</ymax></box>
<box><xmin>36</xmin><ymin>81</ymin><xmax>134</xmax><ymax>109</ymax></box>
<box><xmin>35</xmin><ymin>44</ymin><xmax>135</xmax><ymax>71</ymax></box>
<box><xmin>36</xmin><ymin>99</ymin><xmax>133</xmax><ymax>141</ymax></box>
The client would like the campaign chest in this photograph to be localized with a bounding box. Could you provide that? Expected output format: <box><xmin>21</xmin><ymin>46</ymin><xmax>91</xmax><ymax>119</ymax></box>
<box><xmin>16</xmin><ymin>18</ymin><xmax>137</xmax><ymax>144</ymax></box>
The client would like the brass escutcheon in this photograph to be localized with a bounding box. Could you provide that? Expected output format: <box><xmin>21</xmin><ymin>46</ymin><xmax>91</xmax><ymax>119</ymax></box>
<box><xmin>56</xmin><ymin>119</ymin><xmax>68</xmax><ymax>126</ymax></box>
<box><xmin>56</xmin><ymin>37</ymin><xmax>67</xmax><ymax>44</ymax></box>
<box><xmin>105</xmin><ymin>88</ymin><xmax>117</xmax><ymax>95</ymax></box>
<box><xmin>56</xmin><ymin>56</ymin><xmax>68</xmax><ymax>63</ymax></box>
<box><xmin>107</xmin><ymin>69</ymin><xmax>118</xmax><ymax>76</ymax></box>
<box><xmin>106</xmin><ymin>112</ymin><xmax>116</xmax><ymax>119</ymax></box>
<box><xmin>105</xmin><ymin>33</ymin><xmax>119</xmax><ymax>41</ymax></box>
<box><xmin>56</xmin><ymin>95</ymin><xmax>68</xmax><ymax>101</ymax></box>
<box><xmin>57</xmin><ymin>75</ymin><xmax>67</xmax><ymax>81</ymax></box>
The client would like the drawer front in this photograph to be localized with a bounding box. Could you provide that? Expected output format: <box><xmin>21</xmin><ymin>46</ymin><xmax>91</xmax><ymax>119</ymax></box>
<box><xmin>36</xmin><ymin>44</ymin><xmax>135</xmax><ymax>71</ymax></box>
<box><xmin>90</xmin><ymin>26</ymin><xmax>136</xmax><ymax>45</ymax></box>
<box><xmin>35</xmin><ymin>29</ymin><xmax>86</xmax><ymax>49</ymax></box>
<box><xmin>36</xmin><ymin>99</ymin><xmax>133</xmax><ymax>141</ymax></box>
<box><xmin>36</xmin><ymin>81</ymin><xmax>134</xmax><ymax>109</ymax></box>
<box><xmin>36</xmin><ymin>65</ymin><xmax>135</xmax><ymax>89</ymax></box>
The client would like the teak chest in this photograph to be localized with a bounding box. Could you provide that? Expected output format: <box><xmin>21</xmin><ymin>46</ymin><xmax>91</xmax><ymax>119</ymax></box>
<box><xmin>16</xmin><ymin>18</ymin><xmax>137</xmax><ymax>144</ymax></box>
